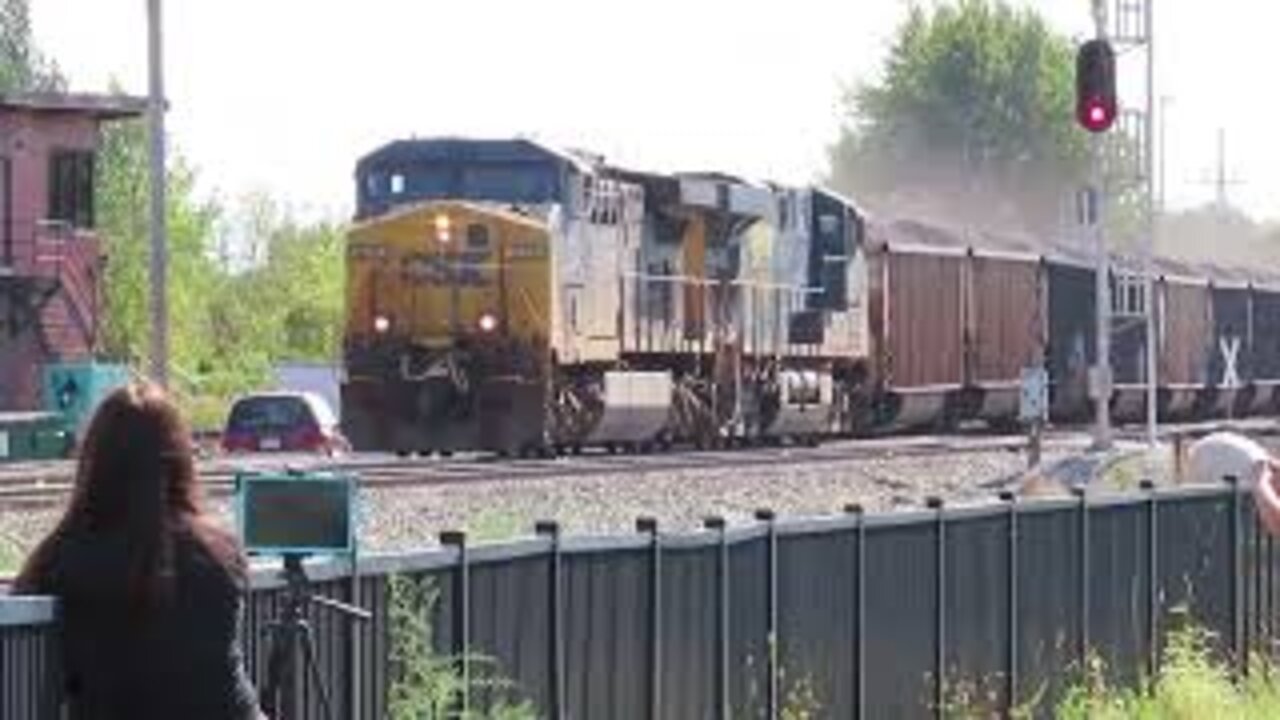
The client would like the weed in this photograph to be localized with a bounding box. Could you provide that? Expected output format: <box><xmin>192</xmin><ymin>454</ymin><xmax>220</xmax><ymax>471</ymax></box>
<box><xmin>0</xmin><ymin>530</ymin><xmax>23</xmax><ymax>575</ymax></box>
<box><xmin>386</xmin><ymin>573</ymin><xmax>538</xmax><ymax>720</ymax></box>
<box><xmin>465</xmin><ymin>510</ymin><xmax>527</xmax><ymax>544</ymax></box>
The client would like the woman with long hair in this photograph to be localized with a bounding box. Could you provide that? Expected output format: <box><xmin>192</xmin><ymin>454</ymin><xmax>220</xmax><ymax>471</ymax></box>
<box><xmin>12</xmin><ymin>381</ymin><xmax>262</xmax><ymax>719</ymax></box>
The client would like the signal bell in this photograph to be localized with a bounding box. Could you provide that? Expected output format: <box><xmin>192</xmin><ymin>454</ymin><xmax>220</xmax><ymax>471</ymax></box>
<box><xmin>1076</xmin><ymin>39</ymin><xmax>1116</xmax><ymax>133</ymax></box>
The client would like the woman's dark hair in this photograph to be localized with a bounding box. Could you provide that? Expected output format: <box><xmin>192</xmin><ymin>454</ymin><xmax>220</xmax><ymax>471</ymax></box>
<box><xmin>14</xmin><ymin>381</ymin><xmax>246</xmax><ymax>608</ymax></box>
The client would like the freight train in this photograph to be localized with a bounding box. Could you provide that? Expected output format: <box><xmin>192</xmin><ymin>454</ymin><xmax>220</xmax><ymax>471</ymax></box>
<box><xmin>340</xmin><ymin>137</ymin><xmax>1280</xmax><ymax>456</ymax></box>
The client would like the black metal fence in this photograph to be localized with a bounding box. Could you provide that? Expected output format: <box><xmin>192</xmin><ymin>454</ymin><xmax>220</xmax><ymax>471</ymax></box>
<box><xmin>4</xmin><ymin>478</ymin><xmax>1280</xmax><ymax>719</ymax></box>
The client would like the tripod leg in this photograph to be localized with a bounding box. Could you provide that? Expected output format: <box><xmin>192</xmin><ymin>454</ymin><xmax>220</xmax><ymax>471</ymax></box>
<box><xmin>301</xmin><ymin>622</ymin><xmax>336</xmax><ymax>720</ymax></box>
<box><xmin>261</xmin><ymin>623</ymin><xmax>286</xmax><ymax>718</ymax></box>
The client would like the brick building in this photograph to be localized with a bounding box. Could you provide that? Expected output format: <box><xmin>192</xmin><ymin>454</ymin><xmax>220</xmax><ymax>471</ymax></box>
<box><xmin>0</xmin><ymin>92</ymin><xmax>146</xmax><ymax>410</ymax></box>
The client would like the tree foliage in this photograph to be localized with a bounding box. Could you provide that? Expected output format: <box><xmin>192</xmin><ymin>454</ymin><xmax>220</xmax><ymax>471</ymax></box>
<box><xmin>0</xmin><ymin>0</ymin><xmax>347</xmax><ymax>427</ymax></box>
<box><xmin>96</xmin><ymin>116</ymin><xmax>223</xmax><ymax>382</ymax></box>
<box><xmin>96</xmin><ymin>127</ymin><xmax>347</xmax><ymax>418</ymax></box>
<box><xmin>0</xmin><ymin>0</ymin><xmax>63</xmax><ymax>91</ymax></box>
<box><xmin>828</xmin><ymin>0</ymin><xmax>1092</xmax><ymax>233</ymax></box>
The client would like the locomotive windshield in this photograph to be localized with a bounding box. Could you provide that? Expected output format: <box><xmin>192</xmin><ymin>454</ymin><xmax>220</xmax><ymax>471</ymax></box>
<box><xmin>359</xmin><ymin>161</ymin><xmax>562</xmax><ymax>217</ymax></box>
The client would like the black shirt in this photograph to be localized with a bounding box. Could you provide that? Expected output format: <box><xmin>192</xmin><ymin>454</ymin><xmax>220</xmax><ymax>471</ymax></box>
<box><xmin>34</xmin><ymin>528</ymin><xmax>260</xmax><ymax>720</ymax></box>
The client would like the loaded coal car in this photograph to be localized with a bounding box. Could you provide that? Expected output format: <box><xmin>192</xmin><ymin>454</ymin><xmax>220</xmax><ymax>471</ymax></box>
<box><xmin>1042</xmin><ymin>248</ymin><xmax>1098</xmax><ymax>424</ymax></box>
<box><xmin>1200</xmin><ymin>265</ymin><xmax>1253</xmax><ymax>418</ymax></box>
<box><xmin>960</xmin><ymin>234</ymin><xmax>1046</xmax><ymax>429</ymax></box>
<box><xmin>1244</xmin><ymin>271</ymin><xmax>1280</xmax><ymax>416</ymax></box>
<box><xmin>1152</xmin><ymin>262</ymin><xmax>1213</xmax><ymax>422</ymax></box>
<box><xmin>859</xmin><ymin>219</ymin><xmax>1049</xmax><ymax>432</ymax></box>
<box><xmin>862</xmin><ymin>221</ymin><xmax>968</xmax><ymax>430</ymax></box>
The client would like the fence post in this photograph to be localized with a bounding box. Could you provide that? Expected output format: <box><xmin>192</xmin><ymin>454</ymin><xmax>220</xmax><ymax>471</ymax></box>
<box><xmin>1072</xmin><ymin>486</ymin><xmax>1090</xmax><ymax>674</ymax></box>
<box><xmin>536</xmin><ymin>520</ymin><xmax>565</xmax><ymax>720</ymax></box>
<box><xmin>999</xmin><ymin>491</ymin><xmax>1018</xmax><ymax>714</ymax></box>
<box><xmin>637</xmin><ymin>517</ymin><xmax>662</xmax><ymax>720</ymax></box>
<box><xmin>1254</xmin><ymin>491</ymin><xmax>1263</xmax><ymax>669</ymax></box>
<box><xmin>927</xmin><ymin>496</ymin><xmax>946</xmax><ymax>720</ymax></box>
<box><xmin>844</xmin><ymin>503</ymin><xmax>865</xmax><ymax>720</ymax></box>
<box><xmin>705</xmin><ymin>516</ymin><xmax>730</xmax><ymax>720</ymax></box>
<box><xmin>439</xmin><ymin>529</ymin><xmax>470</xmax><ymax>717</ymax></box>
<box><xmin>1268</xmin><ymin>526</ymin><xmax>1276</xmax><ymax>675</ymax></box>
<box><xmin>1227</xmin><ymin>474</ymin><xmax>1244</xmax><ymax>679</ymax></box>
<box><xmin>1141</xmin><ymin>479</ymin><xmax>1159</xmax><ymax>682</ymax></box>
<box><xmin>755</xmin><ymin>508</ymin><xmax>778</xmax><ymax>720</ymax></box>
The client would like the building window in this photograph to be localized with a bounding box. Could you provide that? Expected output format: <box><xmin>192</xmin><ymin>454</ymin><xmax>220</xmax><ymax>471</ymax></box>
<box><xmin>49</xmin><ymin>151</ymin><xmax>95</xmax><ymax>229</ymax></box>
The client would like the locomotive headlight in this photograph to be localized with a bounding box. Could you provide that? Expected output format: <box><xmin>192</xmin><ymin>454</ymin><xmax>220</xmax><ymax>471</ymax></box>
<box><xmin>434</xmin><ymin>213</ymin><xmax>451</xmax><ymax>243</ymax></box>
<box><xmin>477</xmin><ymin>312</ymin><xmax>498</xmax><ymax>334</ymax></box>
<box><xmin>374</xmin><ymin>315</ymin><xmax>391</xmax><ymax>334</ymax></box>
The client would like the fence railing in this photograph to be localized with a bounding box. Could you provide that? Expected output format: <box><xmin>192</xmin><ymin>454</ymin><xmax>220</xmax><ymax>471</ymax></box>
<box><xmin>4</xmin><ymin>478</ymin><xmax>1279</xmax><ymax>719</ymax></box>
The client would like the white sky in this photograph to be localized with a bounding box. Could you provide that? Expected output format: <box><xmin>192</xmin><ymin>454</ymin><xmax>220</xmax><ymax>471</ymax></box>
<box><xmin>26</xmin><ymin>0</ymin><xmax>1280</xmax><ymax>223</ymax></box>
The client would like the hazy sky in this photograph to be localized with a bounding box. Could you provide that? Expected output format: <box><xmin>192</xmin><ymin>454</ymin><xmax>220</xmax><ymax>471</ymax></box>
<box><xmin>26</xmin><ymin>1</ymin><xmax>1279</xmax><ymax>223</ymax></box>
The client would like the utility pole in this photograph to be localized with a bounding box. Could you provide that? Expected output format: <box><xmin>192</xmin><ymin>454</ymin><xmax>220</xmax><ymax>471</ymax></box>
<box><xmin>147</xmin><ymin>0</ymin><xmax>169</xmax><ymax>388</ymax></box>
<box><xmin>1194</xmin><ymin>128</ymin><xmax>1244</xmax><ymax>213</ymax></box>
<box><xmin>1089</xmin><ymin>0</ymin><xmax>1113</xmax><ymax>451</ymax></box>
<box><xmin>1142</xmin><ymin>0</ymin><xmax>1157</xmax><ymax>447</ymax></box>
<box><xmin>1215</xmin><ymin>128</ymin><xmax>1229</xmax><ymax>213</ymax></box>
<box><xmin>1158</xmin><ymin>95</ymin><xmax>1172</xmax><ymax>213</ymax></box>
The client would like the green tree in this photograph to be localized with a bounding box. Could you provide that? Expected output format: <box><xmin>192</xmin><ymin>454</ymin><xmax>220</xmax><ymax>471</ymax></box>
<box><xmin>0</xmin><ymin>0</ymin><xmax>64</xmax><ymax>91</ymax></box>
<box><xmin>829</xmin><ymin>0</ymin><xmax>1105</xmax><ymax>234</ymax></box>
<box><xmin>95</xmin><ymin>114</ymin><xmax>223</xmax><ymax>383</ymax></box>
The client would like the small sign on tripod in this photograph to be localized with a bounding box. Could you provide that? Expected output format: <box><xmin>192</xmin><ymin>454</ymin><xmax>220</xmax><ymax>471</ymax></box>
<box><xmin>1020</xmin><ymin>367</ymin><xmax>1048</xmax><ymax>423</ymax></box>
<box><xmin>1021</xmin><ymin>367</ymin><xmax>1049</xmax><ymax>468</ymax></box>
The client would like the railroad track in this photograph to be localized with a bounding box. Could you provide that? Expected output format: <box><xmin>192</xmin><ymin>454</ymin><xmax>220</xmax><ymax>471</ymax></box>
<box><xmin>0</xmin><ymin>432</ymin><xmax>1079</xmax><ymax>507</ymax></box>
<box><xmin>1</xmin><ymin>417</ymin><xmax>1275</xmax><ymax>509</ymax></box>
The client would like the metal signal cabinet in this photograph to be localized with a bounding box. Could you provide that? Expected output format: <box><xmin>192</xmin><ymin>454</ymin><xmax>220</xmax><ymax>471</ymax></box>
<box><xmin>0</xmin><ymin>411</ymin><xmax>69</xmax><ymax>461</ymax></box>
<box><xmin>41</xmin><ymin>361</ymin><xmax>130</xmax><ymax>437</ymax></box>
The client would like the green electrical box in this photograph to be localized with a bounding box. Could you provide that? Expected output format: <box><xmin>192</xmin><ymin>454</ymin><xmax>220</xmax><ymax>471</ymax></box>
<box><xmin>0</xmin><ymin>412</ymin><xmax>71</xmax><ymax>461</ymax></box>
<box><xmin>42</xmin><ymin>362</ymin><xmax>131</xmax><ymax>438</ymax></box>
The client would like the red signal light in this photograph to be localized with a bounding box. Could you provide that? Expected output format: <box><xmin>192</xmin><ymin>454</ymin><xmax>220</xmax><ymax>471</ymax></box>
<box><xmin>1076</xmin><ymin>40</ymin><xmax>1117</xmax><ymax>133</ymax></box>
<box><xmin>1081</xmin><ymin>97</ymin><xmax>1114</xmax><ymax>132</ymax></box>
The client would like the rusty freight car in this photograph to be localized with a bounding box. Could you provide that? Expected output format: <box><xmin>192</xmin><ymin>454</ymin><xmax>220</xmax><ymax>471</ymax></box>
<box><xmin>1156</xmin><ymin>273</ymin><xmax>1212</xmax><ymax>421</ymax></box>
<box><xmin>865</xmin><ymin>237</ymin><xmax>967</xmax><ymax>430</ymax></box>
<box><xmin>963</xmin><ymin>248</ymin><xmax>1045</xmax><ymax>426</ymax></box>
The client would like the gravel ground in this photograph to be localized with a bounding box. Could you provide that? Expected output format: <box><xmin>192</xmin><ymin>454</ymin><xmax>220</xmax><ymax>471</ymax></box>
<box><xmin>2</xmin><ymin>445</ymin><xmax>1075</xmax><ymax>562</ymax></box>
<box><xmin>2</xmin><ymin>426</ymin><xmax>1276</xmax><ymax>567</ymax></box>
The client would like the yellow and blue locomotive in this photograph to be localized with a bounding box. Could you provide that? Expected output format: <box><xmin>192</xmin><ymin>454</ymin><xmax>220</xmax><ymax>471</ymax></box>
<box><xmin>341</xmin><ymin>138</ymin><xmax>869</xmax><ymax>455</ymax></box>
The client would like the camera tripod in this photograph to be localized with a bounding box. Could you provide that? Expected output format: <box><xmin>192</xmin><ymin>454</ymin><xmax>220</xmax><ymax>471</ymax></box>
<box><xmin>260</xmin><ymin>554</ymin><xmax>371</xmax><ymax>720</ymax></box>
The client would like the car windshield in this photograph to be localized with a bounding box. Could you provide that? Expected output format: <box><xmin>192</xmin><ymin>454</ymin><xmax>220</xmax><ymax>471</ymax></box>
<box><xmin>227</xmin><ymin>396</ymin><xmax>311</xmax><ymax>433</ymax></box>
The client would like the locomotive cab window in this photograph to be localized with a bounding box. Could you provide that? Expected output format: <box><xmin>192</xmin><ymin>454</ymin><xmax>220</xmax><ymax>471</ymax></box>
<box><xmin>466</xmin><ymin>223</ymin><xmax>490</xmax><ymax>250</ymax></box>
<box><xmin>49</xmin><ymin>150</ymin><xmax>95</xmax><ymax>229</ymax></box>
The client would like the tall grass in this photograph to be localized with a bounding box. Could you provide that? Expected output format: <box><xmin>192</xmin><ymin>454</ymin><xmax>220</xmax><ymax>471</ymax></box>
<box><xmin>1054</xmin><ymin>622</ymin><xmax>1280</xmax><ymax>719</ymax></box>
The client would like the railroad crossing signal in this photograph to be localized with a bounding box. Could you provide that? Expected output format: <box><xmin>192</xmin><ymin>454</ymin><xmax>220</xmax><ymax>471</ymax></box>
<box><xmin>1076</xmin><ymin>39</ymin><xmax>1117</xmax><ymax>133</ymax></box>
